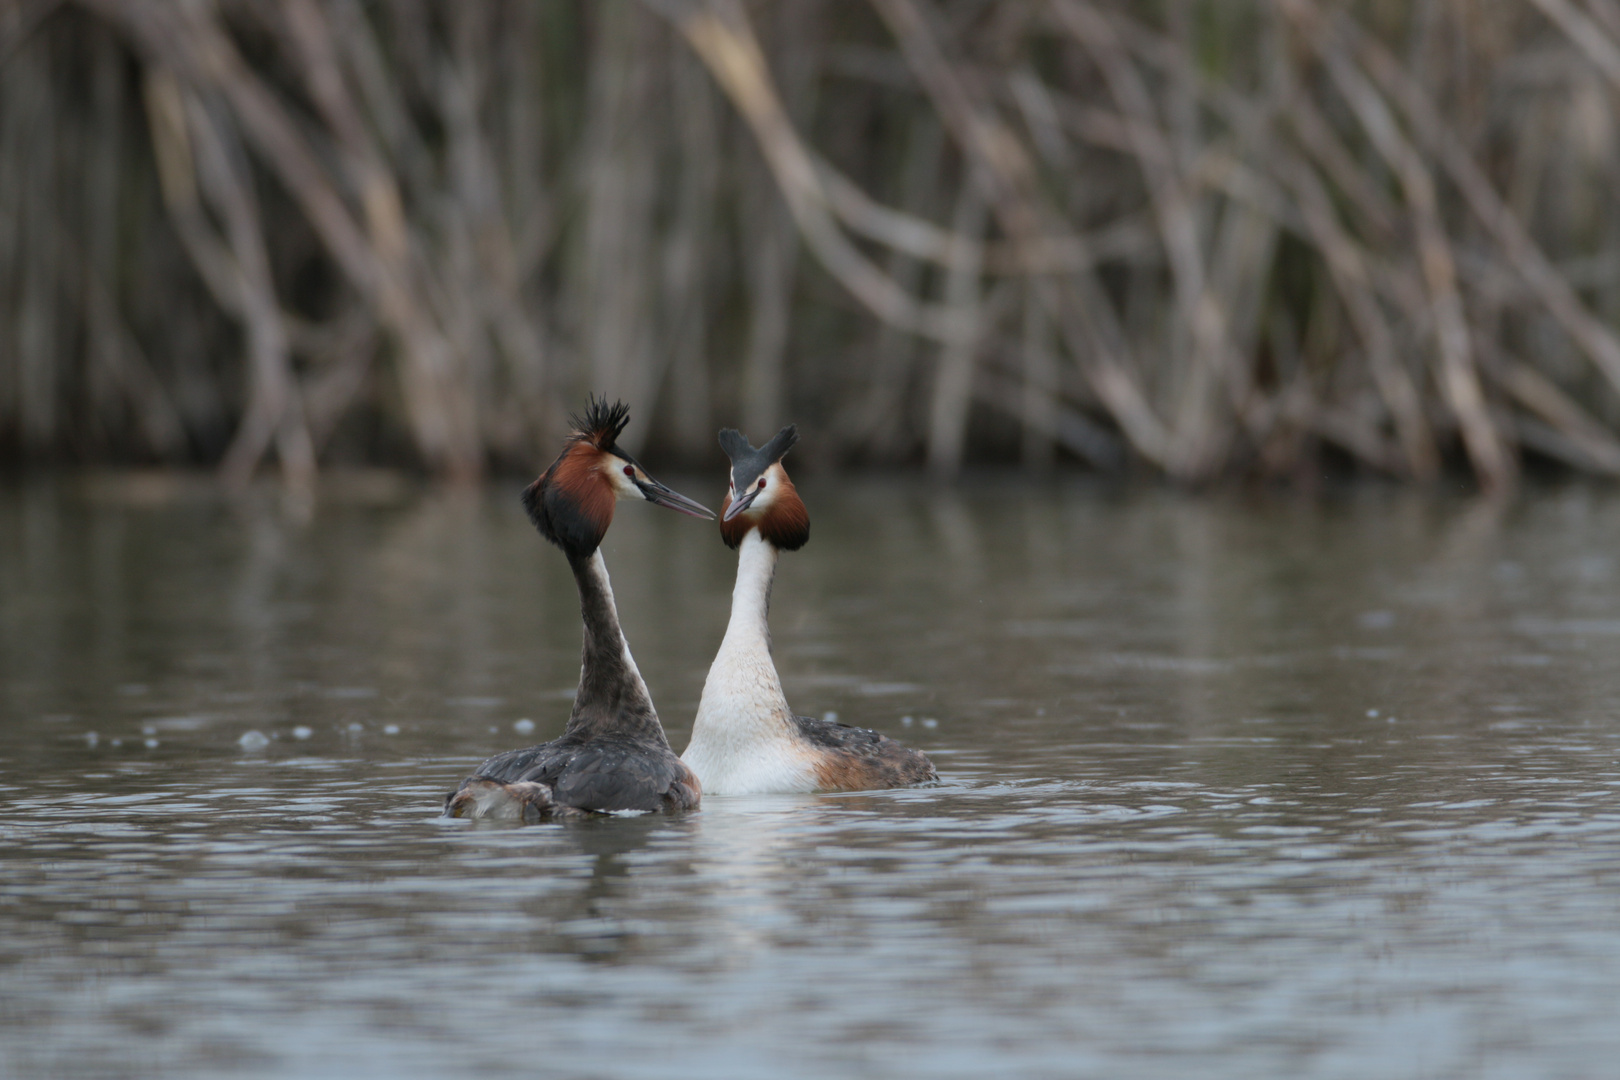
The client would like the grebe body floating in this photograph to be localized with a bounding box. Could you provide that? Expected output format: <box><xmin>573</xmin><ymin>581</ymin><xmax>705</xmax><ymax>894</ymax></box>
<box><xmin>445</xmin><ymin>399</ymin><xmax>711</xmax><ymax>821</ymax></box>
<box><xmin>681</xmin><ymin>425</ymin><xmax>936</xmax><ymax>794</ymax></box>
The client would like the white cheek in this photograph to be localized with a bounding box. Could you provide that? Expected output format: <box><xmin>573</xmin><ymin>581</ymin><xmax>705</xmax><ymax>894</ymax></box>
<box><xmin>605</xmin><ymin>467</ymin><xmax>639</xmax><ymax>499</ymax></box>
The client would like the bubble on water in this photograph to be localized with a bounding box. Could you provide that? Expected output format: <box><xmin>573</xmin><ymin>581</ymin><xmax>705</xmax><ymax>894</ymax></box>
<box><xmin>143</xmin><ymin>738</ymin><xmax>160</xmax><ymax>749</ymax></box>
<box><xmin>513</xmin><ymin>718</ymin><xmax>535</xmax><ymax>734</ymax></box>
<box><xmin>238</xmin><ymin>730</ymin><xmax>271</xmax><ymax>750</ymax></box>
<box><xmin>291</xmin><ymin>725</ymin><xmax>313</xmax><ymax>740</ymax></box>
<box><xmin>1367</xmin><ymin>709</ymin><xmax>1380</xmax><ymax>718</ymax></box>
<box><xmin>141</xmin><ymin>724</ymin><xmax>157</xmax><ymax>737</ymax></box>
<box><xmin>84</xmin><ymin>732</ymin><xmax>99</xmax><ymax>747</ymax></box>
<box><xmin>823</xmin><ymin>712</ymin><xmax>838</xmax><ymax>724</ymax></box>
<box><xmin>110</xmin><ymin>738</ymin><xmax>123</xmax><ymax>747</ymax></box>
<box><xmin>900</xmin><ymin>715</ymin><xmax>914</xmax><ymax>726</ymax></box>
<box><xmin>383</xmin><ymin>724</ymin><xmax>401</xmax><ymax>735</ymax></box>
<box><xmin>921</xmin><ymin>718</ymin><xmax>939</xmax><ymax>729</ymax></box>
<box><xmin>489</xmin><ymin>726</ymin><xmax>499</xmax><ymax>734</ymax></box>
<box><xmin>347</xmin><ymin>722</ymin><xmax>364</xmax><ymax>733</ymax></box>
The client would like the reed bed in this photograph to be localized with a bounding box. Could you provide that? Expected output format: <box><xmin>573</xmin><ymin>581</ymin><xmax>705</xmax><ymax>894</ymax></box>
<box><xmin>4</xmin><ymin>0</ymin><xmax>1620</xmax><ymax>488</ymax></box>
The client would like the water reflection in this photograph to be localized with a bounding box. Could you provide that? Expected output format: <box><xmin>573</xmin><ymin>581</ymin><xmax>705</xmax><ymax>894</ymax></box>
<box><xmin>3</xmin><ymin>478</ymin><xmax>1620</xmax><ymax>1078</ymax></box>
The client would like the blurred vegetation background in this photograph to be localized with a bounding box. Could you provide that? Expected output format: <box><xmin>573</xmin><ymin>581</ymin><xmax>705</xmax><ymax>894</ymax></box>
<box><xmin>3</xmin><ymin>0</ymin><xmax>1620</xmax><ymax>489</ymax></box>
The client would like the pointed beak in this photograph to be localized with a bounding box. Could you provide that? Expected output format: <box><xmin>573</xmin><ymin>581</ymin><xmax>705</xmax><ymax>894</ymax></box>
<box><xmin>634</xmin><ymin>476</ymin><xmax>715</xmax><ymax>519</ymax></box>
<box><xmin>722</xmin><ymin>486</ymin><xmax>761</xmax><ymax>522</ymax></box>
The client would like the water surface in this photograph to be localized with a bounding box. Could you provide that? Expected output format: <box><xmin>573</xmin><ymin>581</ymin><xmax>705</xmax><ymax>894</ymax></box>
<box><xmin>3</xmin><ymin>477</ymin><xmax>1619</xmax><ymax>1078</ymax></box>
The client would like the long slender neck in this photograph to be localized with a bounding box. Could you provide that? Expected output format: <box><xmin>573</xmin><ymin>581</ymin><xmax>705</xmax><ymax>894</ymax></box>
<box><xmin>563</xmin><ymin>548</ymin><xmax>669</xmax><ymax>745</ymax></box>
<box><xmin>695</xmin><ymin>530</ymin><xmax>792</xmax><ymax>728</ymax></box>
<box><xmin>684</xmin><ymin>529</ymin><xmax>807</xmax><ymax>791</ymax></box>
<box><xmin>722</xmin><ymin>530</ymin><xmax>780</xmax><ymax>657</ymax></box>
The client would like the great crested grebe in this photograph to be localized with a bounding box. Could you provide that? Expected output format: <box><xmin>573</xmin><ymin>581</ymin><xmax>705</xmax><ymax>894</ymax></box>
<box><xmin>680</xmin><ymin>426</ymin><xmax>936</xmax><ymax>794</ymax></box>
<box><xmin>445</xmin><ymin>399</ymin><xmax>712</xmax><ymax>821</ymax></box>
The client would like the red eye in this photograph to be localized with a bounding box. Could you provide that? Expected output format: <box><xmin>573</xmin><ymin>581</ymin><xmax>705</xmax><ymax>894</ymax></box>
<box><xmin>623</xmin><ymin>465</ymin><xmax>635</xmax><ymax>478</ymax></box>
<box><xmin>757</xmin><ymin>478</ymin><xmax>766</xmax><ymax>489</ymax></box>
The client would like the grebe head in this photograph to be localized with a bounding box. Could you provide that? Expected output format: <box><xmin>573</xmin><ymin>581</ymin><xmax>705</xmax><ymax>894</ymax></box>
<box><xmin>524</xmin><ymin>397</ymin><xmax>714</xmax><ymax>557</ymax></box>
<box><xmin>718</xmin><ymin>425</ymin><xmax>810</xmax><ymax>551</ymax></box>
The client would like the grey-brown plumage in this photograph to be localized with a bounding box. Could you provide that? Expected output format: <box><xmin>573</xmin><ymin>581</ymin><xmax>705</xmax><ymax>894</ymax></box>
<box><xmin>444</xmin><ymin>552</ymin><xmax>701</xmax><ymax>819</ymax></box>
<box><xmin>455</xmin><ymin>732</ymin><xmax>701</xmax><ymax>819</ymax></box>
<box><xmin>791</xmin><ymin>714</ymin><xmax>938</xmax><ymax>790</ymax></box>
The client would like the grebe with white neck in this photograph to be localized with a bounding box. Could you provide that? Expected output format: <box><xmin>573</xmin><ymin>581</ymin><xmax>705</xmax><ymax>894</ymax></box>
<box><xmin>444</xmin><ymin>399</ymin><xmax>712</xmax><ymax>821</ymax></box>
<box><xmin>681</xmin><ymin>426</ymin><xmax>936</xmax><ymax>794</ymax></box>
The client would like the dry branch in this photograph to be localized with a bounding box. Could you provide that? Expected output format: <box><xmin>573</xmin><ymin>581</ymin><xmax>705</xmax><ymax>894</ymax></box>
<box><xmin>4</xmin><ymin>0</ymin><xmax>1620</xmax><ymax>487</ymax></box>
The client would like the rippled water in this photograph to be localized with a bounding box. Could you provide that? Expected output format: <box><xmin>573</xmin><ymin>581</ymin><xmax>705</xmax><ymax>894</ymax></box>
<box><xmin>4</xmin><ymin>476</ymin><xmax>1620</xmax><ymax>1079</ymax></box>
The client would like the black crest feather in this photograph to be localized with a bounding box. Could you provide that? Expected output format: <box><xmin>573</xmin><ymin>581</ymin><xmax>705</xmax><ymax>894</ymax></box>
<box><xmin>719</xmin><ymin>424</ymin><xmax>798</xmax><ymax>491</ymax></box>
<box><xmin>718</xmin><ymin>429</ymin><xmax>751</xmax><ymax>462</ymax></box>
<box><xmin>571</xmin><ymin>396</ymin><xmax>632</xmax><ymax>451</ymax></box>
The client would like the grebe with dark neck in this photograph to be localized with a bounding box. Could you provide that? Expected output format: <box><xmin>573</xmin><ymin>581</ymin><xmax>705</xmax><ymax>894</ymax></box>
<box><xmin>445</xmin><ymin>399</ymin><xmax>712</xmax><ymax>821</ymax></box>
<box><xmin>680</xmin><ymin>426</ymin><xmax>936</xmax><ymax>794</ymax></box>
